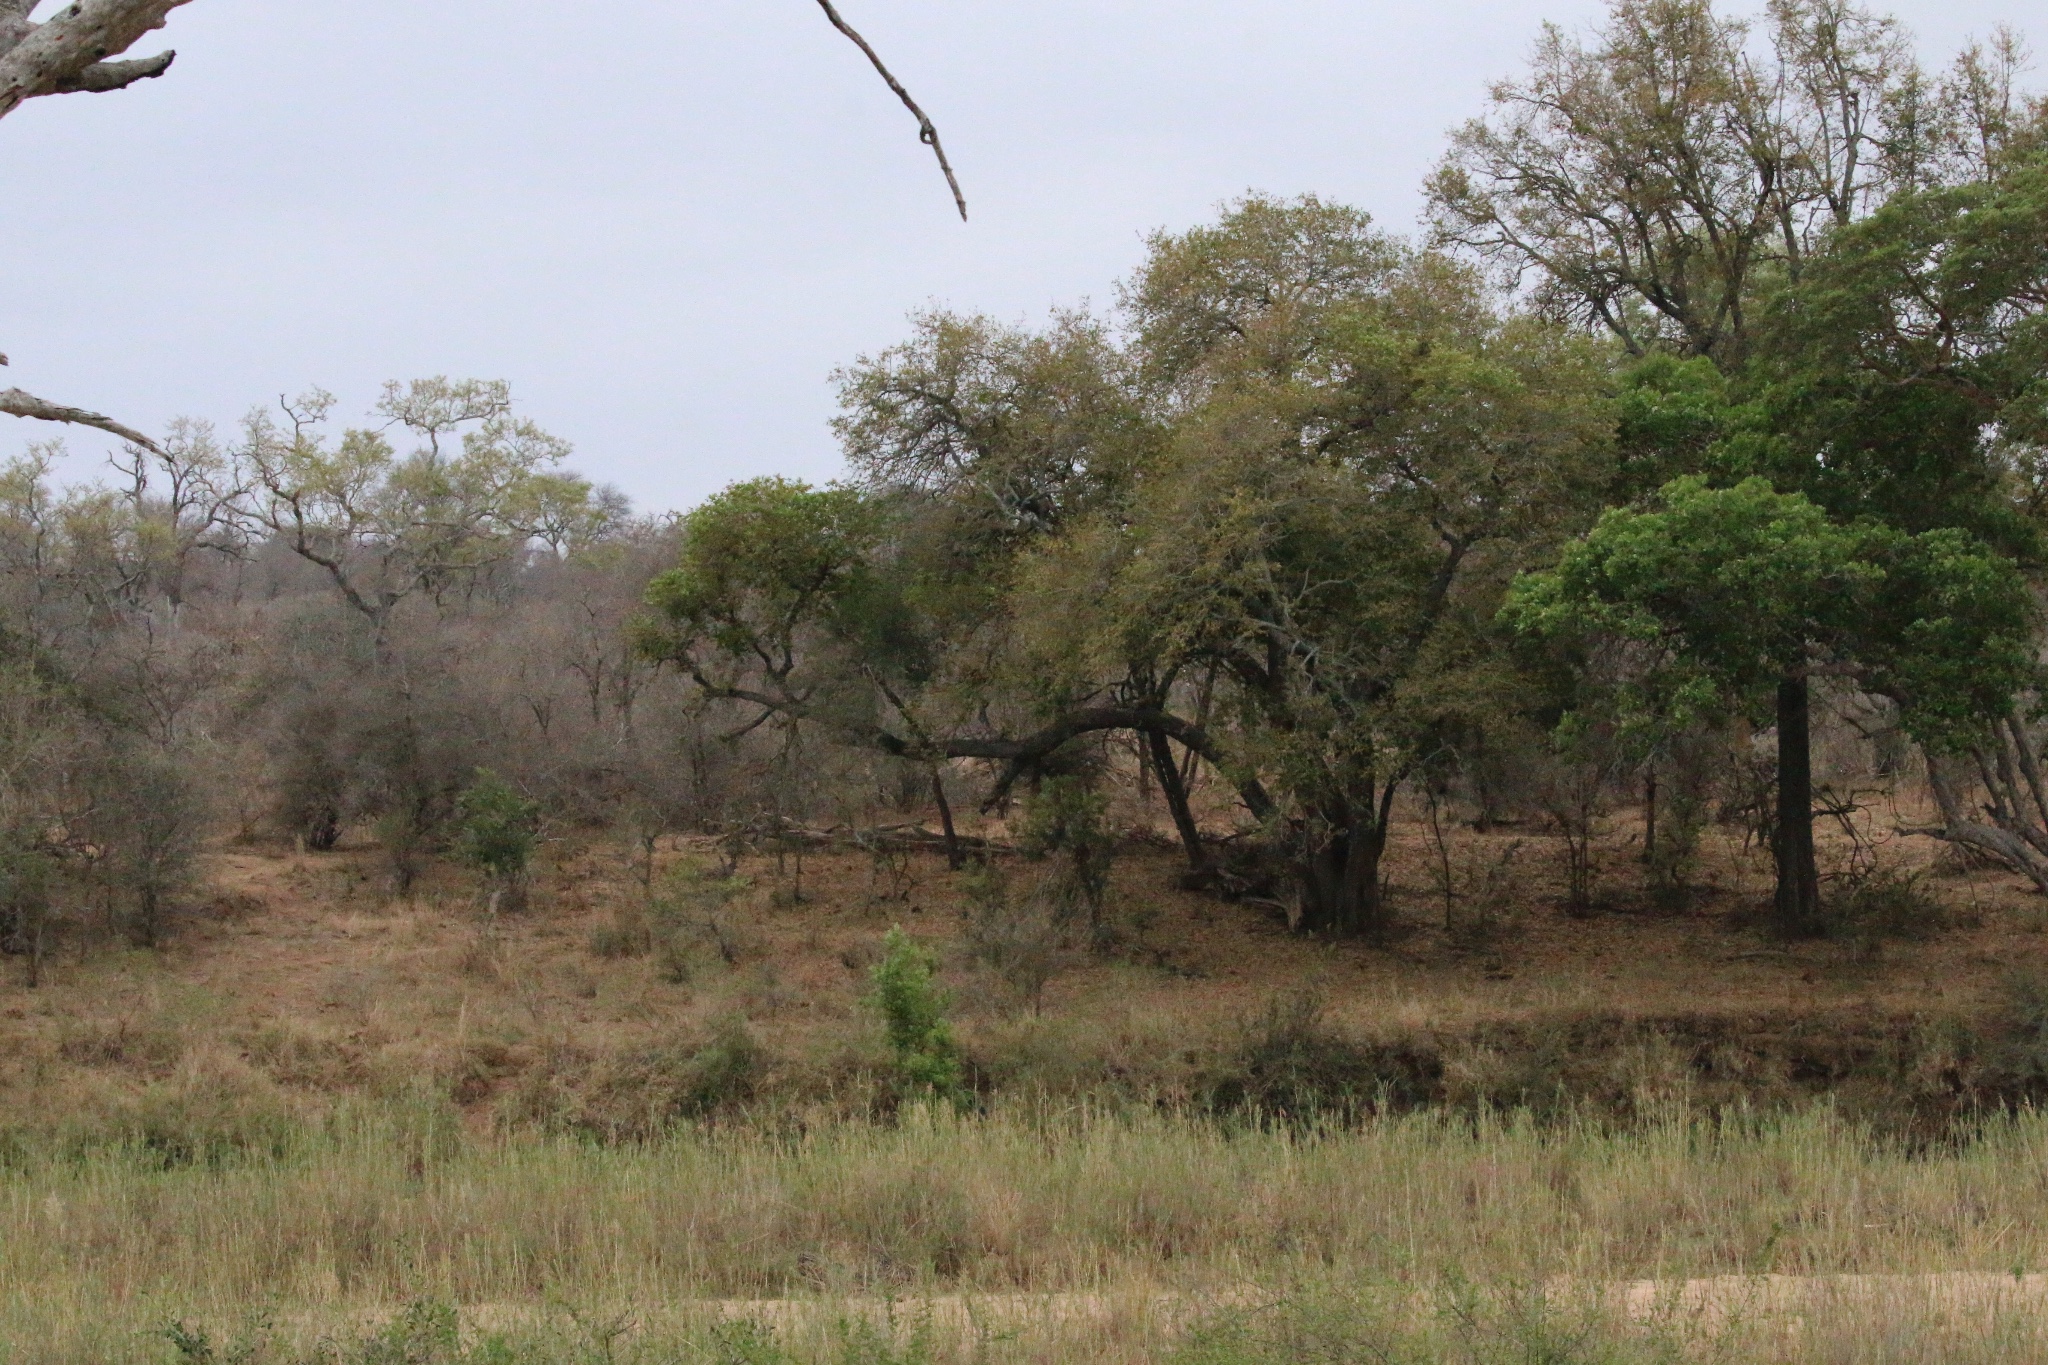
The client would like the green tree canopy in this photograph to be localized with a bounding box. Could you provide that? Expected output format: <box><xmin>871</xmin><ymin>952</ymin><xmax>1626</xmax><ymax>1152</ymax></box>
<box><xmin>1507</xmin><ymin>475</ymin><xmax>2035</xmax><ymax>930</ymax></box>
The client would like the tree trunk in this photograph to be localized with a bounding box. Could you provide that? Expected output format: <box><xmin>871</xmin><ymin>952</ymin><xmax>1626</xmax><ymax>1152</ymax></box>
<box><xmin>1147</xmin><ymin>728</ymin><xmax>1207</xmax><ymax>872</ymax></box>
<box><xmin>1295</xmin><ymin>816</ymin><xmax>1391</xmax><ymax>939</ymax></box>
<box><xmin>930</xmin><ymin>767</ymin><xmax>962</xmax><ymax>870</ymax></box>
<box><xmin>1773</xmin><ymin>674</ymin><xmax>1822</xmax><ymax>936</ymax></box>
<box><xmin>1642</xmin><ymin>765</ymin><xmax>1658</xmax><ymax>866</ymax></box>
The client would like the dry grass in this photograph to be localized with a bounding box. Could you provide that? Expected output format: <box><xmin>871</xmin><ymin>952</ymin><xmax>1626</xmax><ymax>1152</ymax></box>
<box><xmin>9</xmin><ymin>1104</ymin><xmax>2048</xmax><ymax>1360</ymax></box>
<box><xmin>3</xmin><ymin>808</ymin><xmax>2048</xmax><ymax>1359</ymax></box>
<box><xmin>0</xmin><ymin>805</ymin><xmax>2037</xmax><ymax>1139</ymax></box>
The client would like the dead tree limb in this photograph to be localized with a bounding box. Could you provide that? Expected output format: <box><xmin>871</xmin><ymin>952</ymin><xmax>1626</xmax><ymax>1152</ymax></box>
<box><xmin>0</xmin><ymin>0</ymin><xmax>192</xmax><ymax>121</ymax></box>
<box><xmin>815</xmin><ymin>0</ymin><xmax>967</xmax><ymax>221</ymax></box>
<box><xmin>1914</xmin><ymin>752</ymin><xmax>2048</xmax><ymax>894</ymax></box>
<box><xmin>0</xmin><ymin>364</ymin><xmax>161</xmax><ymax>453</ymax></box>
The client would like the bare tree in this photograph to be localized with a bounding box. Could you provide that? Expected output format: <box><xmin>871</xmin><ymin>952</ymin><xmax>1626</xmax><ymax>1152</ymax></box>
<box><xmin>1425</xmin><ymin>0</ymin><xmax>2031</xmax><ymax>364</ymax></box>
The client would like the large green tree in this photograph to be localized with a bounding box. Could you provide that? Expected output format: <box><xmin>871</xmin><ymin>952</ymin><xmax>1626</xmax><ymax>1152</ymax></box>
<box><xmin>642</xmin><ymin>198</ymin><xmax>1616</xmax><ymax>936</ymax></box>
<box><xmin>1431</xmin><ymin>0</ymin><xmax>2047</xmax><ymax>922</ymax></box>
<box><xmin>1068</xmin><ymin>199</ymin><xmax>1612</xmax><ymax>936</ymax></box>
<box><xmin>1507</xmin><ymin>476</ymin><xmax>2034</xmax><ymax>932</ymax></box>
<box><xmin>1752</xmin><ymin>157</ymin><xmax>2048</xmax><ymax>886</ymax></box>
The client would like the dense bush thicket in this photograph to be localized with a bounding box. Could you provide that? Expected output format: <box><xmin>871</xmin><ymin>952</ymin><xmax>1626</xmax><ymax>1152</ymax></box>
<box><xmin>3</xmin><ymin>0</ymin><xmax>2046</xmax><ymax>969</ymax></box>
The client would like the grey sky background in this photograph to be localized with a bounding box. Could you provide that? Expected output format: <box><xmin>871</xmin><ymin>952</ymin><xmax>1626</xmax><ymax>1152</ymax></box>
<box><xmin>1</xmin><ymin>0</ymin><xmax>2038</xmax><ymax>513</ymax></box>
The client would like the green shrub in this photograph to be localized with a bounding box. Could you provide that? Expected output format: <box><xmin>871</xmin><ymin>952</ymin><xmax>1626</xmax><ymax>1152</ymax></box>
<box><xmin>706</xmin><ymin>1319</ymin><xmax>796</xmax><ymax>1365</ymax></box>
<box><xmin>865</xmin><ymin>927</ymin><xmax>968</xmax><ymax>1108</ymax></box>
<box><xmin>831</xmin><ymin>1304</ymin><xmax>940</xmax><ymax>1365</ymax></box>
<box><xmin>650</xmin><ymin>860</ymin><xmax>751</xmax><ymax>981</ymax></box>
<box><xmin>453</xmin><ymin>770</ymin><xmax>539</xmax><ymax>913</ymax></box>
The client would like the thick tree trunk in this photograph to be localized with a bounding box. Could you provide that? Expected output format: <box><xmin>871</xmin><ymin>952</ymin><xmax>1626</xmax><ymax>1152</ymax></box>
<box><xmin>1295</xmin><ymin>805</ymin><xmax>1393</xmax><ymax>939</ymax></box>
<box><xmin>1773</xmin><ymin>675</ymin><xmax>1823</xmax><ymax>936</ymax></box>
<box><xmin>1147</xmin><ymin>728</ymin><xmax>1207</xmax><ymax>872</ymax></box>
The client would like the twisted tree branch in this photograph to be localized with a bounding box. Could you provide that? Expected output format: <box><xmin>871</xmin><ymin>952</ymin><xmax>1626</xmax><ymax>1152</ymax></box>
<box><xmin>0</xmin><ymin>372</ymin><xmax>161</xmax><ymax>453</ymax></box>
<box><xmin>815</xmin><ymin>0</ymin><xmax>966</xmax><ymax>221</ymax></box>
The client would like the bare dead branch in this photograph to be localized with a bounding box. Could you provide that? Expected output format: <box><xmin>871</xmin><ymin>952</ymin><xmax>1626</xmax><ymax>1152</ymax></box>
<box><xmin>814</xmin><ymin>0</ymin><xmax>967</xmax><ymax>222</ymax></box>
<box><xmin>0</xmin><ymin>383</ymin><xmax>162</xmax><ymax>454</ymax></box>
<box><xmin>0</xmin><ymin>0</ymin><xmax>192</xmax><ymax>120</ymax></box>
<box><xmin>49</xmin><ymin>49</ymin><xmax>171</xmax><ymax>92</ymax></box>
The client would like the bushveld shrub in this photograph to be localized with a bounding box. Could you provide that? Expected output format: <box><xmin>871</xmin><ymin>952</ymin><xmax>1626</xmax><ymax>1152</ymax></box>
<box><xmin>0</xmin><ymin>841</ymin><xmax>56</xmax><ymax>985</ymax></box>
<box><xmin>865</xmin><ymin>927</ymin><xmax>968</xmax><ymax>1108</ymax></box>
<box><xmin>1642</xmin><ymin>727</ymin><xmax>1724</xmax><ymax>907</ymax></box>
<box><xmin>649</xmin><ymin>860</ymin><xmax>752</xmax><ymax>982</ymax></box>
<box><xmin>581</xmin><ymin>1016</ymin><xmax>766</xmax><ymax>1137</ymax></box>
<box><xmin>1017</xmin><ymin>776</ymin><xmax>1115</xmax><ymax>948</ymax></box>
<box><xmin>1819</xmin><ymin>865</ymin><xmax>1950</xmax><ymax>945</ymax></box>
<box><xmin>271</xmin><ymin>698</ymin><xmax>351</xmax><ymax>852</ymax></box>
<box><xmin>373</xmin><ymin>804</ymin><xmax>436</xmax><ymax>901</ymax></box>
<box><xmin>959</xmin><ymin>858</ymin><xmax>1058</xmax><ymax>1013</ymax></box>
<box><xmin>1203</xmin><ymin>992</ymin><xmax>1429</xmax><ymax>1120</ymax></box>
<box><xmin>1444</xmin><ymin>839</ymin><xmax>1525</xmax><ymax>956</ymax></box>
<box><xmin>1988</xmin><ymin>966</ymin><xmax>2048</xmax><ymax>1088</ymax></box>
<box><xmin>87</xmin><ymin>741</ymin><xmax>207</xmax><ymax>947</ymax></box>
<box><xmin>453</xmin><ymin>769</ymin><xmax>540</xmax><ymax>914</ymax></box>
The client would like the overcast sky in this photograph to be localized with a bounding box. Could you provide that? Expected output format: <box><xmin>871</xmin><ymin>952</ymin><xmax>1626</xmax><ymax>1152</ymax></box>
<box><xmin>1</xmin><ymin>0</ymin><xmax>2037</xmax><ymax>513</ymax></box>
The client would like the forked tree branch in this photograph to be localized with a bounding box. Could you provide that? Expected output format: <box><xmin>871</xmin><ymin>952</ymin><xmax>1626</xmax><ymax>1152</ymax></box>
<box><xmin>0</xmin><ymin>0</ymin><xmax>193</xmax><ymax>121</ymax></box>
<box><xmin>815</xmin><ymin>0</ymin><xmax>967</xmax><ymax>221</ymax></box>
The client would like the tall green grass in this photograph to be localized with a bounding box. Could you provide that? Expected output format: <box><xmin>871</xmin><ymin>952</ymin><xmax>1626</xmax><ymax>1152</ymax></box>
<box><xmin>9</xmin><ymin>1101</ymin><xmax>2048</xmax><ymax>1361</ymax></box>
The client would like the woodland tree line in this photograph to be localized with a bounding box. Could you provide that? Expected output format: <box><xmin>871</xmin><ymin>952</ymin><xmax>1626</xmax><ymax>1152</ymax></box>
<box><xmin>3</xmin><ymin>0</ymin><xmax>2047</xmax><ymax>970</ymax></box>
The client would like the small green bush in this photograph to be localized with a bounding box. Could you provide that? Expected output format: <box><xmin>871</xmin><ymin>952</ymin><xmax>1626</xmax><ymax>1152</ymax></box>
<box><xmin>649</xmin><ymin>860</ymin><xmax>751</xmax><ymax>981</ymax></box>
<box><xmin>454</xmin><ymin>770</ymin><xmax>540</xmax><ymax>913</ymax></box>
<box><xmin>865</xmin><ymin>927</ymin><xmax>968</xmax><ymax>1108</ymax></box>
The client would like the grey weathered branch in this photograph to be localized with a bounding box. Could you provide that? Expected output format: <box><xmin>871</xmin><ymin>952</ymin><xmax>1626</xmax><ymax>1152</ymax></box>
<box><xmin>815</xmin><ymin>0</ymin><xmax>966</xmax><ymax>222</ymax></box>
<box><xmin>0</xmin><ymin>0</ymin><xmax>192</xmax><ymax>121</ymax></box>
<box><xmin>1915</xmin><ymin>755</ymin><xmax>2048</xmax><ymax>895</ymax></box>
<box><xmin>0</xmin><ymin>379</ymin><xmax>162</xmax><ymax>453</ymax></box>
